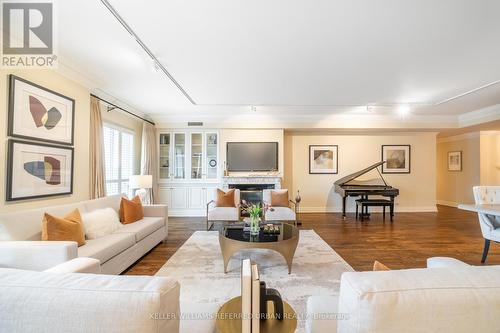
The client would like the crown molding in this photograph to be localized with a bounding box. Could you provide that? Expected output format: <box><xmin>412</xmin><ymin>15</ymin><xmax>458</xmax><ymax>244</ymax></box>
<box><xmin>437</xmin><ymin>132</ymin><xmax>480</xmax><ymax>143</ymax></box>
<box><xmin>458</xmin><ymin>104</ymin><xmax>500</xmax><ymax>127</ymax></box>
<box><xmin>153</xmin><ymin>113</ymin><xmax>458</xmax><ymax>130</ymax></box>
<box><xmin>480</xmin><ymin>130</ymin><xmax>500</xmax><ymax>136</ymax></box>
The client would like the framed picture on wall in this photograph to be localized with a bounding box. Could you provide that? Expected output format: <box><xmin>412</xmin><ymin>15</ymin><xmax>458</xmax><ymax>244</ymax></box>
<box><xmin>381</xmin><ymin>145</ymin><xmax>411</xmax><ymax>174</ymax></box>
<box><xmin>448</xmin><ymin>151</ymin><xmax>462</xmax><ymax>171</ymax></box>
<box><xmin>8</xmin><ymin>75</ymin><xmax>75</xmax><ymax>146</ymax></box>
<box><xmin>7</xmin><ymin>140</ymin><xmax>74</xmax><ymax>201</ymax></box>
<box><xmin>309</xmin><ymin>145</ymin><xmax>338</xmax><ymax>174</ymax></box>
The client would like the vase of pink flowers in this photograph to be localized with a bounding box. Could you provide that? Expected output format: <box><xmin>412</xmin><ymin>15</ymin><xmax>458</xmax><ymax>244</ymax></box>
<box><xmin>242</xmin><ymin>201</ymin><xmax>263</xmax><ymax>235</ymax></box>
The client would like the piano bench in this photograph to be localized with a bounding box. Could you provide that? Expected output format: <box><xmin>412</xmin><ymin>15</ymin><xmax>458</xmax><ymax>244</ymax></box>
<box><xmin>355</xmin><ymin>199</ymin><xmax>394</xmax><ymax>222</ymax></box>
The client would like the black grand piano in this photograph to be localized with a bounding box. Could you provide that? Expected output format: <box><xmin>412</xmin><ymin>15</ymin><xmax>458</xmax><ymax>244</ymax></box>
<box><xmin>334</xmin><ymin>161</ymin><xmax>399</xmax><ymax>219</ymax></box>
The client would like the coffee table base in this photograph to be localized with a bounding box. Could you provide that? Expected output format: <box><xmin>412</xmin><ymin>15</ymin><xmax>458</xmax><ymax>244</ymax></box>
<box><xmin>219</xmin><ymin>233</ymin><xmax>299</xmax><ymax>274</ymax></box>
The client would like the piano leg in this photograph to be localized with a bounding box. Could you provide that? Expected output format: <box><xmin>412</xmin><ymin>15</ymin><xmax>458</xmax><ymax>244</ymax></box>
<box><xmin>390</xmin><ymin>196</ymin><xmax>395</xmax><ymax>222</ymax></box>
<box><xmin>342</xmin><ymin>196</ymin><xmax>347</xmax><ymax>219</ymax></box>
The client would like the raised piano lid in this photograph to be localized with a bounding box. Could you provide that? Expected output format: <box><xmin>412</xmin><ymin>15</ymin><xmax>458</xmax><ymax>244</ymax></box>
<box><xmin>347</xmin><ymin>178</ymin><xmax>386</xmax><ymax>186</ymax></box>
<box><xmin>334</xmin><ymin>161</ymin><xmax>387</xmax><ymax>186</ymax></box>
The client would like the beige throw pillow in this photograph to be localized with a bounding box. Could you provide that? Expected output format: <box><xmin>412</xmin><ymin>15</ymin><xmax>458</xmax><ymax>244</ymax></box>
<box><xmin>42</xmin><ymin>209</ymin><xmax>86</xmax><ymax>247</ymax></box>
<box><xmin>120</xmin><ymin>196</ymin><xmax>144</xmax><ymax>224</ymax></box>
<box><xmin>216</xmin><ymin>189</ymin><xmax>236</xmax><ymax>207</ymax></box>
<box><xmin>271</xmin><ymin>190</ymin><xmax>289</xmax><ymax>207</ymax></box>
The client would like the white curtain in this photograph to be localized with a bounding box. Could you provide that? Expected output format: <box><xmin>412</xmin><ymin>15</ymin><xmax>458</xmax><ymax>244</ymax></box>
<box><xmin>90</xmin><ymin>97</ymin><xmax>106</xmax><ymax>199</ymax></box>
<box><xmin>141</xmin><ymin>122</ymin><xmax>158</xmax><ymax>204</ymax></box>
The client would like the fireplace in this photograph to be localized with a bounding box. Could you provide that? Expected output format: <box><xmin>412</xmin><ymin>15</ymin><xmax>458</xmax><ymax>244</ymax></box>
<box><xmin>229</xmin><ymin>184</ymin><xmax>275</xmax><ymax>216</ymax></box>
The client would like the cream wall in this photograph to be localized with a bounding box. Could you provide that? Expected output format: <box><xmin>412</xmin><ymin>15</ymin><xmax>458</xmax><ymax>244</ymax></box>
<box><xmin>0</xmin><ymin>69</ymin><xmax>91</xmax><ymax>213</ymax></box>
<box><xmin>284</xmin><ymin>131</ymin><xmax>438</xmax><ymax>212</ymax></box>
<box><xmin>101</xmin><ymin>104</ymin><xmax>143</xmax><ymax>175</ymax></box>
<box><xmin>436</xmin><ymin>133</ymin><xmax>480</xmax><ymax>206</ymax></box>
<box><xmin>480</xmin><ymin>131</ymin><xmax>500</xmax><ymax>185</ymax></box>
<box><xmin>219</xmin><ymin>129</ymin><xmax>284</xmax><ymax>176</ymax></box>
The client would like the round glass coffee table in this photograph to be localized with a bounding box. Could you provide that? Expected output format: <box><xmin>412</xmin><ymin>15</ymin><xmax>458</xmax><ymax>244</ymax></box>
<box><xmin>218</xmin><ymin>222</ymin><xmax>299</xmax><ymax>274</ymax></box>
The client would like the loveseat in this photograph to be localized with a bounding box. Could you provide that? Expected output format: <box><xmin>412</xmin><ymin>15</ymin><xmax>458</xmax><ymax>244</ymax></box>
<box><xmin>0</xmin><ymin>195</ymin><xmax>168</xmax><ymax>274</ymax></box>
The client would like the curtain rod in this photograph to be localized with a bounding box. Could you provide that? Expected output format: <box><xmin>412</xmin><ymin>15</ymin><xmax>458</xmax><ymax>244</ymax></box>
<box><xmin>91</xmin><ymin>93</ymin><xmax>155</xmax><ymax>126</ymax></box>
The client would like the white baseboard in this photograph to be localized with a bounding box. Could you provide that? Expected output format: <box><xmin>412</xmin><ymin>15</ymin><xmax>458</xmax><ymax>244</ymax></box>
<box><xmin>436</xmin><ymin>200</ymin><xmax>458</xmax><ymax>207</ymax></box>
<box><xmin>298</xmin><ymin>206</ymin><xmax>438</xmax><ymax>213</ymax></box>
<box><xmin>169</xmin><ymin>205</ymin><xmax>440</xmax><ymax>217</ymax></box>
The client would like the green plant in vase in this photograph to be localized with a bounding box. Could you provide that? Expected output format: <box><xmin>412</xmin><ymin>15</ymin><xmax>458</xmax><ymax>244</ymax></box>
<box><xmin>242</xmin><ymin>201</ymin><xmax>263</xmax><ymax>235</ymax></box>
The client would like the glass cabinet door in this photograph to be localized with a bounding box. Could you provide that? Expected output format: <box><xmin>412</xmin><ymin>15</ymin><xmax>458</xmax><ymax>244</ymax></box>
<box><xmin>205</xmin><ymin>132</ymin><xmax>218</xmax><ymax>180</ymax></box>
<box><xmin>159</xmin><ymin>133</ymin><xmax>170</xmax><ymax>179</ymax></box>
<box><xmin>191</xmin><ymin>133</ymin><xmax>203</xmax><ymax>179</ymax></box>
<box><xmin>173</xmin><ymin>133</ymin><xmax>186</xmax><ymax>179</ymax></box>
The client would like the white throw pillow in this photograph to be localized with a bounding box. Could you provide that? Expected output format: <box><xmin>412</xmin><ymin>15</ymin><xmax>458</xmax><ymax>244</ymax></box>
<box><xmin>82</xmin><ymin>208</ymin><xmax>122</xmax><ymax>240</ymax></box>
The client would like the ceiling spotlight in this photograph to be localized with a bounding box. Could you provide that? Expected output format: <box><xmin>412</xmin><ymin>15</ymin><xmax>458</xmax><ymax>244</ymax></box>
<box><xmin>398</xmin><ymin>105</ymin><xmax>410</xmax><ymax>117</ymax></box>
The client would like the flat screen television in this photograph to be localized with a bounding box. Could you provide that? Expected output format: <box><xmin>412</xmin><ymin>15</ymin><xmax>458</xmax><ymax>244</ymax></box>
<box><xmin>226</xmin><ymin>142</ymin><xmax>278</xmax><ymax>172</ymax></box>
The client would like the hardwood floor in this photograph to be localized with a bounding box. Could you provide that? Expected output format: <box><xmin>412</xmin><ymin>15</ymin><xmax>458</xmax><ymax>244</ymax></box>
<box><xmin>124</xmin><ymin>205</ymin><xmax>500</xmax><ymax>275</ymax></box>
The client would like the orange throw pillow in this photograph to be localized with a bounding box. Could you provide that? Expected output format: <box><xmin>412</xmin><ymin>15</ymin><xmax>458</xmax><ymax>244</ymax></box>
<box><xmin>120</xmin><ymin>196</ymin><xmax>144</xmax><ymax>224</ymax></box>
<box><xmin>373</xmin><ymin>260</ymin><xmax>390</xmax><ymax>271</ymax></box>
<box><xmin>271</xmin><ymin>190</ymin><xmax>289</xmax><ymax>207</ymax></box>
<box><xmin>42</xmin><ymin>209</ymin><xmax>86</xmax><ymax>247</ymax></box>
<box><xmin>216</xmin><ymin>189</ymin><xmax>236</xmax><ymax>207</ymax></box>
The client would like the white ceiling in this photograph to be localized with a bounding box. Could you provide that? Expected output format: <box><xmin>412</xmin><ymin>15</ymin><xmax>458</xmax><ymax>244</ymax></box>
<box><xmin>57</xmin><ymin>0</ymin><xmax>500</xmax><ymax>127</ymax></box>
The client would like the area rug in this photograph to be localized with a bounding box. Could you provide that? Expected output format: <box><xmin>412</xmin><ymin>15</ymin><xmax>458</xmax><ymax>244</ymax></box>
<box><xmin>155</xmin><ymin>230</ymin><xmax>354</xmax><ymax>332</ymax></box>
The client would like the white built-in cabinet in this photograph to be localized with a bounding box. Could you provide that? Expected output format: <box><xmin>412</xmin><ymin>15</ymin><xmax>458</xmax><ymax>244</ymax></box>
<box><xmin>157</xmin><ymin>130</ymin><xmax>220</xmax><ymax>216</ymax></box>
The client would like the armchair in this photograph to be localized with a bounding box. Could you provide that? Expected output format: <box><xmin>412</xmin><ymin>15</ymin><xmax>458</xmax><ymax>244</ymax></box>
<box><xmin>206</xmin><ymin>189</ymin><xmax>241</xmax><ymax>230</ymax></box>
<box><xmin>263</xmin><ymin>189</ymin><xmax>297</xmax><ymax>225</ymax></box>
<box><xmin>473</xmin><ymin>186</ymin><xmax>500</xmax><ymax>263</ymax></box>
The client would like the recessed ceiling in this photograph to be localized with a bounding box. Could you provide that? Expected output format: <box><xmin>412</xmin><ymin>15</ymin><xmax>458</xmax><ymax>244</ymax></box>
<box><xmin>56</xmin><ymin>0</ymin><xmax>500</xmax><ymax>126</ymax></box>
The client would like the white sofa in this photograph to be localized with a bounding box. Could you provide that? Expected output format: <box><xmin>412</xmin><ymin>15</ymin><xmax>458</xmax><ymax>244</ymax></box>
<box><xmin>0</xmin><ymin>257</ymin><xmax>219</xmax><ymax>333</ymax></box>
<box><xmin>306</xmin><ymin>258</ymin><xmax>500</xmax><ymax>333</ymax></box>
<box><xmin>0</xmin><ymin>195</ymin><xmax>168</xmax><ymax>274</ymax></box>
<box><xmin>0</xmin><ymin>267</ymin><xmax>180</xmax><ymax>333</ymax></box>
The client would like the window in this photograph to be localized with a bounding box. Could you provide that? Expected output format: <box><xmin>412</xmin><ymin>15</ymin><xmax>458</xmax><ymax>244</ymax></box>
<box><xmin>103</xmin><ymin>124</ymin><xmax>134</xmax><ymax>197</ymax></box>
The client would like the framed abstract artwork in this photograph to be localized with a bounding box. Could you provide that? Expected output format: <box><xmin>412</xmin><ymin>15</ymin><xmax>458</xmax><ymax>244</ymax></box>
<box><xmin>7</xmin><ymin>140</ymin><xmax>74</xmax><ymax>201</ymax></box>
<box><xmin>8</xmin><ymin>75</ymin><xmax>75</xmax><ymax>145</ymax></box>
<box><xmin>309</xmin><ymin>145</ymin><xmax>338</xmax><ymax>174</ymax></box>
<box><xmin>381</xmin><ymin>145</ymin><xmax>411</xmax><ymax>174</ymax></box>
<box><xmin>448</xmin><ymin>151</ymin><xmax>462</xmax><ymax>171</ymax></box>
